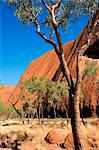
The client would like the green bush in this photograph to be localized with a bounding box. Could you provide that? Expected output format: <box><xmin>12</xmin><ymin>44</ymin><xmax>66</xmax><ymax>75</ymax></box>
<box><xmin>0</xmin><ymin>102</ymin><xmax>17</xmax><ymax>116</ymax></box>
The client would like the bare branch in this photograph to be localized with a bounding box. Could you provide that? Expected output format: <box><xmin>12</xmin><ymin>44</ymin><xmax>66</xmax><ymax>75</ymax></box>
<box><xmin>75</xmin><ymin>35</ymin><xmax>91</xmax><ymax>87</ymax></box>
<box><xmin>41</xmin><ymin>1</ymin><xmax>72</xmax><ymax>87</ymax></box>
<box><xmin>51</xmin><ymin>0</ymin><xmax>62</xmax><ymax>25</ymax></box>
<box><xmin>22</xmin><ymin>4</ymin><xmax>58</xmax><ymax>52</ymax></box>
<box><xmin>52</xmin><ymin>0</ymin><xmax>62</xmax><ymax>11</ymax></box>
<box><xmin>41</xmin><ymin>0</ymin><xmax>51</xmax><ymax>14</ymax></box>
<box><xmin>36</xmin><ymin>30</ymin><xmax>58</xmax><ymax>50</ymax></box>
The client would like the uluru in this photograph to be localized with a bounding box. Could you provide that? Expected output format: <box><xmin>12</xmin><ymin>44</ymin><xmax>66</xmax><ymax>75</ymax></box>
<box><xmin>0</xmin><ymin>1</ymin><xmax>99</xmax><ymax>150</ymax></box>
<box><xmin>11</xmin><ymin>10</ymin><xmax>99</xmax><ymax>117</ymax></box>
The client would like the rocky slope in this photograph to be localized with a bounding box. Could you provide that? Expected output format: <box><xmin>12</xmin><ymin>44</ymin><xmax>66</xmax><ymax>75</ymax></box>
<box><xmin>12</xmin><ymin>11</ymin><xmax>99</xmax><ymax>112</ymax></box>
<box><xmin>0</xmin><ymin>86</ymin><xmax>15</xmax><ymax>105</ymax></box>
<box><xmin>1</xmin><ymin>11</ymin><xmax>98</xmax><ymax>116</ymax></box>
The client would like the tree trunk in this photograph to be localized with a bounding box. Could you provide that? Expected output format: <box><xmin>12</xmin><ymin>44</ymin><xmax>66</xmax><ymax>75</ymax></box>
<box><xmin>38</xmin><ymin>13</ymin><xmax>84</xmax><ymax>148</ymax></box>
<box><xmin>12</xmin><ymin>104</ymin><xmax>25</xmax><ymax>125</ymax></box>
<box><xmin>57</xmin><ymin>51</ymin><xmax>84</xmax><ymax>149</ymax></box>
<box><xmin>54</xmin><ymin>105</ymin><xmax>56</xmax><ymax>118</ymax></box>
<box><xmin>54</xmin><ymin>49</ymin><xmax>84</xmax><ymax>149</ymax></box>
<box><xmin>41</xmin><ymin>107</ymin><xmax>43</xmax><ymax>125</ymax></box>
<box><xmin>69</xmin><ymin>89</ymin><xmax>85</xmax><ymax>150</ymax></box>
<box><xmin>69</xmin><ymin>55</ymin><xmax>85</xmax><ymax>150</ymax></box>
<box><xmin>65</xmin><ymin>106</ymin><xmax>69</xmax><ymax>125</ymax></box>
<box><xmin>38</xmin><ymin>105</ymin><xmax>41</xmax><ymax>125</ymax></box>
<box><xmin>41</xmin><ymin>107</ymin><xmax>43</xmax><ymax>119</ymax></box>
<box><xmin>27</xmin><ymin>113</ymin><xmax>30</xmax><ymax>124</ymax></box>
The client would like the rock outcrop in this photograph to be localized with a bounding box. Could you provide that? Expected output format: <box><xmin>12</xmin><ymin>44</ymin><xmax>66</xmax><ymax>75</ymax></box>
<box><xmin>0</xmin><ymin>86</ymin><xmax>15</xmax><ymax>105</ymax></box>
<box><xmin>1</xmin><ymin>11</ymin><xmax>98</xmax><ymax>116</ymax></box>
<box><xmin>45</xmin><ymin>130</ymin><xmax>64</xmax><ymax>145</ymax></box>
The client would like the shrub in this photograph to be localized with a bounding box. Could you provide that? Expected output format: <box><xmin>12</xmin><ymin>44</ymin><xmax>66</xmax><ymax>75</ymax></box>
<box><xmin>0</xmin><ymin>102</ymin><xmax>17</xmax><ymax>117</ymax></box>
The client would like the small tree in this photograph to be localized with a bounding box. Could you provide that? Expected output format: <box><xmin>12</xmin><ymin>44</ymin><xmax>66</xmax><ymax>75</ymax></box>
<box><xmin>47</xmin><ymin>79</ymin><xmax>68</xmax><ymax>119</ymax></box>
<box><xmin>8</xmin><ymin>94</ymin><xmax>25</xmax><ymax>124</ymax></box>
<box><xmin>81</xmin><ymin>60</ymin><xmax>99</xmax><ymax>118</ymax></box>
<box><xmin>59</xmin><ymin>78</ymin><xmax>69</xmax><ymax>123</ymax></box>
<box><xmin>8</xmin><ymin>1</ymin><xmax>98</xmax><ymax>149</ymax></box>
<box><xmin>83</xmin><ymin>60</ymin><xmax>99</xmax><ymax>80</ymax></box>
<box><xmin>0</xmin><ymin>101</ymin><xmax>17</xmax><ymax>118</ymax></box>
<box><xmin>23</xmin><ymin>76</ymin><xmax>47</xmax><ymax>124</ymax></box>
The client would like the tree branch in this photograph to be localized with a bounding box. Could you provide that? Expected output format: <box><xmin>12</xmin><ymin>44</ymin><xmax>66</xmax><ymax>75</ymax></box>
<box><xmin>52</xmin><ymin>0</ymin><xmax>62</xmax><ymax>11</ymax></box>
<box><xmin>22</xmin><ymin>1</ymin><xmax>72</xmax><ymax>88</ymax></box>
<box><xmin>75</xmin><ymin>37</ymin><xmax>91</xmax><ymax>87</ymax></box>
<box><xmin>22</xmin><ymin>4</ymin><xmax>58</xmax><ymax>53</ymax></box>
<box><xmin>23</xmin><ymin>4</ymin><xmax>36</xmax><ymax>20</ymax></box>
<box><xmin>36</xmin><ymin>30</ymin><xmax>57</xmax><ymax>49</ymax></box>
<box><xmin>41</xmin><ymin>0</ymin><xmax>51</xmax><ymax>14</ymax></box>
<box><xmin>41</xmin><ymin>0</ymin><xmax>61</xmax><ymax>25</ymax></box>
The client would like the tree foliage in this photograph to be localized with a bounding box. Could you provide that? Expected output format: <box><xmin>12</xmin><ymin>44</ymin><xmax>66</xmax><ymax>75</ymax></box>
<box><xmin>20</xmin><ymin>76</ymin><xmax>68</xmax><ymax>119</ymax></box>
<box><xmin>8</xmin><ymin>0</ymin><xmax>98</xmax><ymax>35</ymax></box>
<box><xmin>21</xmin><ymin>76</ymin><xmax>68</xmax><ymax>103</ymax></box>
<box><xmin>83</xmin><ymin>60</ymin><xmax>99</xmax><ymax>79</ymax></box>
<box><xmin>0</xmin><ymin>101</ymin><xmax>17</xmax><ymax>117</ymax></box>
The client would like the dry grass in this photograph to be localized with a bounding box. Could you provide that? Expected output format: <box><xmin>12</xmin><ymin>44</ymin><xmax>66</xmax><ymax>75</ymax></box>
<box><xmin>0</xmin><ymin>118</ymin><xmax>99</xmax><ymax>150</ymax></box>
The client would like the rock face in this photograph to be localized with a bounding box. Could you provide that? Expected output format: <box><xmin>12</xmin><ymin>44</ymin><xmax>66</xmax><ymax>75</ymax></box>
<box><xmin>45</xmin><ymin>130</ymin><xmax>64</xmax><ymax>145</ymax></box>
<box><xmin>11</xmin><ymin>11</ymin><xmax>99</xmax><ymax>114</ymax></box>
<box><xmin>0</xmin><ymin>86</ymin><xmax>15</xmax><ymax>105</ymax></box>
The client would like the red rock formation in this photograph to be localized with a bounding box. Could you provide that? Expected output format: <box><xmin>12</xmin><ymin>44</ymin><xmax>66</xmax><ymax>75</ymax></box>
<box><xmin>13</xmin><ymin>41</ymin><xmax>74</xmax><ymax>102</ymax></box>
<box><xmin>11</xmin><ymin>11</ymin><xmax>99</xmax><ymax>112</ymax></box>
<box><xmin>0</xmin><ymin>86</ymin><xmax>15</xmax><ymax>105</ymax></box>
<box><xmin>45</xmin><ymin>130</ymin><xmax>64</xmax><ymax>145</ymax></box>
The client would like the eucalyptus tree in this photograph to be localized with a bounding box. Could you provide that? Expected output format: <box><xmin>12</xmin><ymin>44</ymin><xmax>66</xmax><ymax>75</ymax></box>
<box><xmin>47</xmin><ymin>79</ymin><xmax>68</xmax><ymax>118</ymax></box>
<box><xmin>23</xmin><ymin>76</ymin><xmax>47</xmax><ymax>123</ymax></box>
<box><xmin>8</xmin><ymin>0</ymin><xmax>98</xmax><ymax>149</ymax></box>
<box><xmin>59</xmin><ymin>78</ymin><xmax>69</xmax><ymax>123</ymax></box>
<box><xmin>48</xmin><ymin>81</ymin><xmax>61</xmax><ymax>118</ymax></box>
<box><xmin>45</xmin><ymin>78</ymin><xmax>55</xmax><ymax>117</ymax></box>
<box><xmin>36</xmin><ymin>77</ymin><xmax>47</xmax><ymax>121</ymax></box>
<box><xmin>83</xmin><ymin>60</ymin><xmax>99</xmax><ymax>80</ymax></box>
<box><xmin>82</xmin><ymin>60</ymin><xmax>99</xmax><ymax>117</ymax></box>
<box><xmin>8</xmin><ymin>94</ymin><xmax>25</xmax><ymax>124</ymax></box>
<box><xmin>22</xmin><ymin>97</ymin><xmax>35</xmax><ymax>124</ymax></box>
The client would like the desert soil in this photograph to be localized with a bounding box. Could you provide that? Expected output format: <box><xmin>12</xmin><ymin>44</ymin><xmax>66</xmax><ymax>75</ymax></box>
<box><xmin>0</xmin><ymin>118</ymin><xmax>99</xmax><ymax>150</ymax></box>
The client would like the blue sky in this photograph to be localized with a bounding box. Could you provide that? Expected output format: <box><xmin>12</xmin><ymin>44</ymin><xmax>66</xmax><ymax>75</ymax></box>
<box><xmin>0</xmin><ymin>2</ymin><xmax>89</xmax><ymax>85</ymax></box>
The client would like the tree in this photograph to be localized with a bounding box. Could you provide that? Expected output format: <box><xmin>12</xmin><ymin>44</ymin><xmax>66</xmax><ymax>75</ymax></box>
<box><xmin>0</xmin><ymin>101</ymin><xmax>17</xmax><ymax>118</ymax></box>
<box><xmin>81</xmin><ymin>60</ymin><xmax>99</xmax><ymax>118</ymax></box>
<box><xmin>59</xmin><ymin>77</ymin><xmax>69</xmax><ymax>124</ymax></box>
<box><xmin>36</xmin><ymin>76</ymin><xmax>47</xmax><ymax>121</ymax></box>
<box><xmin>8</xmin><ymin>0</ymin><xmax>98</xmax><ymax>149</ymax></box>
<box><xmin>23</xmin><ymin>76</ymin><xmax>47</xmax><ymax>124</ymax></box>
<box><xmin>8</xmin><ymin>94</ymin><xmax>25</xmax><ymax>124</ymax></box>
<box><xmin>48</xmin><ymin>79</ymin><xmax>68</xmax><ymax>119</ymax></box>
<box><xmin>48</xmin><ymin>81</ymin><xmax>61</xmax><ymax>118</ymax></box>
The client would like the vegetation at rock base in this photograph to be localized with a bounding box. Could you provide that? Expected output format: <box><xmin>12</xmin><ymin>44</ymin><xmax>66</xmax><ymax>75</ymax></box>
<box><xmin>11</xmin><ymin>58</ymin><xmax>99</xmax><ymax>124</ymax></box>
<box><xmin>0</xmin><ymin>101</ymin><xmax>17</xmax><ymax>118</ymax></box>
<box><xmin>19</xmin><ymin>77</ymin><xmax>69</xmax><ymax>124</ymax></box>
<box><xmin>83</xmin><ymin>60</ymin><xmax>99</xmax><ymax>80</ymax></box>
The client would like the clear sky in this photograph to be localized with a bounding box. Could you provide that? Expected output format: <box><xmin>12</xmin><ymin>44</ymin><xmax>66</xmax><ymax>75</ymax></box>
<box><xmin>0</xmin><ymin>1</ymin><xmax>89</xmax><ymax>85</ymax></box>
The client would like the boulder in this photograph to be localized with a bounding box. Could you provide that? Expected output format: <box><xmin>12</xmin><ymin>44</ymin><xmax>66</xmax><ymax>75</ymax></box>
<box><xmin>45</xmin><ymin>130</ymin><xmax>64</xmax><ymax>145</ymax></box>
<box><xmin>19</xmin><ymin>141</ymin><xmax>37</xmax><ymax>150</ymax></box>
<box><xmin>63</xmin><ymin>132</ymin><xmax>96</xmax><ymax>150</ymax></box>
<box><xmin>63</xmin><ymin>132</ymin><xmax>74</xmax><ymax>149</ymax></box>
